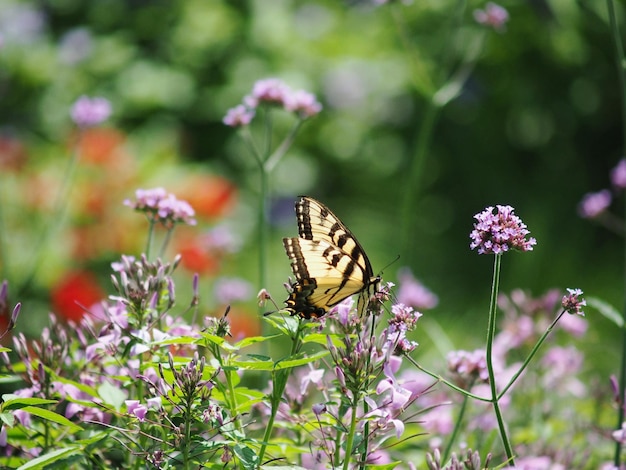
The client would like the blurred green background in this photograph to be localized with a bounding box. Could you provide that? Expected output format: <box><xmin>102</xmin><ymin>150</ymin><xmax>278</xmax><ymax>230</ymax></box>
<box><xmin>0</xmin><ymin>0</ymin><xmax>621</xmax><ymax>373</ymax></box>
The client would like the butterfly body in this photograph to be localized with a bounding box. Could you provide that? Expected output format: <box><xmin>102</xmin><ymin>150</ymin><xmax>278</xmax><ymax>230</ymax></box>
<box><xmin>283</xmin><ymin>196</ymin><xmax>379</xmax><ymax>319</ymax></box>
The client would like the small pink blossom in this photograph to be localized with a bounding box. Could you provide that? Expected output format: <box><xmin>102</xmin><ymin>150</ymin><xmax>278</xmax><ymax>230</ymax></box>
<box><xmin>285</xmin><ymin>89</ymin><xmax>322</xmax><ymax>118</ymax></box>
<box><xmin>70</xmin><ymin>95</ymin><xmax>112</xmax><ymax>127</ymax></box>
<box><xmin>561</xmin><ymin>288</ymin><xmax>585</xmax><ymax>316</ymax></box>
<box><xmin>223</xmin><ymin>104</ymin><xmax>255</xmax><ymax>127</ymax></box>
<box><xmin>612</xmin><ymin>158</ymin><xmax>626</xmax><ymax>189</ymax></box>
<box><xmin>578</xmin><ymin>189</ymin><xmax>611</xmax><ymax>219</ymax></box>
<box><xmin>470</xmin><ymin>205</ymin><xmax>536</xmax><ymax>254</ymax></box>
<box><xmin>474</xmin><ymin>2</ymin><xmax>509</xmax><ymax>31</ymax></box>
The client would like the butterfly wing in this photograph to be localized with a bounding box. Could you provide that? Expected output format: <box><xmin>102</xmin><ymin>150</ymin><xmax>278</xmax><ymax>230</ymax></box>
<box><xmin>282</xmin><ymin>196</ymin><xmax>381</xmax><ymax>319</ymax></box>
<box><xmin>295</xmin><ymin>196</ymin><xmax>375</xmax><ymax>280</ymax></box>
<box><xmin>283</xmin><ymin>237</ymin><xmax>370</xmax><ymax>319</ymax></box>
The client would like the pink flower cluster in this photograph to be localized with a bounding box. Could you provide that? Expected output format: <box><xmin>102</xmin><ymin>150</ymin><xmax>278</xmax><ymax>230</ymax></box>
<box><xmin>474</xmin><ymin>2</ymin><xmax>509</xmax><ymax>31</ymax></box>
<box><xmin>223</xmin><ymin>78</ymin><xmax>322</xmax><ymax>127</ymax></box>
<box><xmin>124</xmin><ymin>187</ymin><xmax>197</xmax><ymax>228</ymax></box>
<box><xmin>578</xmin><ymin>157</ymin><xmax>626</xmax><ymax>219</ymax></box>
<box><xmin>470</xmin><ymin>205</ymin><xmax>537</xmax><ymax>255</ymax></box>
<box><xmin>70</xmin><ymin>95</ymin><xmax>112</xmax><ymax>127</ymax></box>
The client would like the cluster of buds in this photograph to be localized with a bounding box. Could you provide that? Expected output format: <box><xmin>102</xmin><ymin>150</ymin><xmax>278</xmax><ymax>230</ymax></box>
<box><xmin>110</xmin><ymin>254</ymin><xmax>180</xmax><ymax>323</ymax></box>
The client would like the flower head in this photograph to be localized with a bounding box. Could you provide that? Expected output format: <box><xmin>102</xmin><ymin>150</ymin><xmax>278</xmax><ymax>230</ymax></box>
<box><xmin>447</xmin><ymin>349</ymin><xmax>489</xmax><ymax>387</ymax></box>
<box><xmin>224</xmin><ymin>78</ymin><xmax>322</xmax><ymax>125</ymax></box>
<box><xmin>469</xmin><ymin>205</ymin><xmax>536</xmax><ymax>255</ymax></box>
<box><xmin>578</xmin><ymin>189</ymin><xmax>611</xmax><ymax>219</ymax></box>
<box><xmin>474</xmin><ymin>2</ymin><xmax>509</xmax><ymax>31</ymax></box>
<box><xmin>223</xmin><ymin>104</ymin><xmax>255</xmax><ymax>127</ymax></box>
<box><xmin>285</xmin><ymin>89</ymin><xmax>322</xmax><ymax>119</ymax></box>
<box><xmin>612</xmin><ymin>158</ymin><xmax>626</xmax><ymax>189</ymax></box>
<box><xmin>249</xmin><ymin>78</ymin><xmax>291</xmax><ymax>107</ymax></box>
<box><xmin>71</xmin><ymin>96</ymin><xmax>112</xmax><ymax>127</ymax></box>
<box><xmin>561</xmin><ymin>288</ymin><xmax>585</xmax><ymax>316</ymax></box>
<box><xmin>124</xmin><ymin>188</ymin><xmax>197</xmax><ymax>228</ymax></box>
<box><xmin>397</xmin><ymin>267</ymin><xmax>438</xmax><ymax>310</ymax></box>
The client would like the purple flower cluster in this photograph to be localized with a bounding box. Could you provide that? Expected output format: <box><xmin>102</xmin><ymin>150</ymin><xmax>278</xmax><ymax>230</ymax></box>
<box><xmin>223</xmin><ymin>78</ymin><xmax>322</xmax><ymax>127</ymax></box>
<box><xmin>473</xmin><ymin>2</ymin><xmax>509</xmax><ymax>31</ymax></box>
<box><xmin>578</xmin><ymin>158</ymin><xmax>626</xmax><ymax>221</ymax></box>
<box><xmin>561</xmin><ymin>288</ymin><xmax>585</xmax><ymax>316</ymax></box>
<box><xmin>578</xmin><ymin>189</ymin><xmax>611</xmax><ymax>219</ymax></box>
<box><xmin>447</xmin><ymin>349</ymin><xmax>489</xmax><ymax>387</ymax></box>
<box><xmin>124</xmin><ymin>187</ymin><xmax>196</xmax><ymax>228</ymax></box>
<box><xmin>70</xmin><ymin>95</ymin><xmax>112</xmax><ymax>127</ymax></box>
<box><xmin>396</xmin><ymin>267</ymin><xmax>438</xmax><ymax>310</ymax></box>
<box><xmin>469</xmin><ymin>205</ymin><xmax>537</xmax><ymax>255</ymax></box>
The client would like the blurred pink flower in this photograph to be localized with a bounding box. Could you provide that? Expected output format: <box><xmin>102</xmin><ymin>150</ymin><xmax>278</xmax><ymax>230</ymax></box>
<box><xmin>474</xmin><ymin>2</ymin><xmax>509</xmax><ymax>31</ymax></box>
<box><xmin>578</xmin><ymin>189</ymin><xmax>611</xmax><ymax>218</ymax></box>
<box><xmin>71</xmin><ymin>95</ymin><xmax>112</xmax><ymax>127</ymax></box>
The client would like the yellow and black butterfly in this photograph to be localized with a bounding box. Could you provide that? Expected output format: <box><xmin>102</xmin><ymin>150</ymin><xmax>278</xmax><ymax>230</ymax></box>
<box><xmin>283</xmin><ymin>196</ymin><xmax>380</xmax><ymax>319</ymax></box>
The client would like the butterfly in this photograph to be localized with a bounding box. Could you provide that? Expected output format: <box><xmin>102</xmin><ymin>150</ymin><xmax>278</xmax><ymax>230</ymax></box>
<box><xmin>282</xmin><ymin>196</ymin><xmax>380</xmax><ymax>319</ymax></box>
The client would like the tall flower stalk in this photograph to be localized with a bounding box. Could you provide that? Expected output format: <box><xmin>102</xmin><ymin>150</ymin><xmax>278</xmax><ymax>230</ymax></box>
<box><xmin>469</xmin><ymin>204</ymin><xmax>536</xmax><ymax>464</ymax></box>
<box><xmin>223</xmin><ymin>79</ymin><xmax>322</xmax><ymax>300</ymax></box>
<box><xmin>607</xmin><ymin>0</ymin><xmax>626</xmax><ymax>466</ymax></box>
<box><xmin>380</xmin><ymin>1</ymin><xmax>503</xmax><ymax>262</ymax></box>
<box><xmin>16</xmin><ymin>96</ymin><xmax>111</xmax><ymax>297</ymax></box>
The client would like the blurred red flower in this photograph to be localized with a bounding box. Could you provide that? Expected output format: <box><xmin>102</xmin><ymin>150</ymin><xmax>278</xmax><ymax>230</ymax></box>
<box><xmin>177</xmin><ymin>175</ymin><xmax>236</xmax><ymax>219</ymax></box>
<box><xmin>176</xmin><ymin>235</ymin><xmax>220</xmax><ymax>274</ymax></box>
<box><xmin>50</xmin><ymin>270</ymin><xmax>105</xmax><ymax>322</ymax></box>
<box><xmin>75</xmin><ymin>128</ymin><xmax>126</xmax><ymax>166</ymax></box>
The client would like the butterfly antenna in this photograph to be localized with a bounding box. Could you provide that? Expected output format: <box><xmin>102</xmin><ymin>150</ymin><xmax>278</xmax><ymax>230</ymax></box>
<box><xmin>378</xmin><ymin>254</ymin><xmax>401</xmax><ymax>276</ymax></box>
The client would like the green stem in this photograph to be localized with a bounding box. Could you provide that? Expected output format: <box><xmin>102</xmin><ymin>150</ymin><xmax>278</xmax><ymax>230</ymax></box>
<box><xmin>17</xmin><ymin>134</ymin><xmax>82</xmax><ymax>297</ymax></box>
<box><xmin>400</xmin><ymin>101</ymin><xmax>439</xmax><ymax>261</ymax></box>
<box><xmin>258</xmin><ymin>320</ymin><xmax>306</xmax><ymax>464</ymax></box>
<box><xmin>145</xmin><ymin>220</ymin><xmax>155</xmax><ymax>260</ymax></box>
<box><xmin>607</xmin><ymin>0</ymin><xmax>626</xmax><ymax>466</ymax></box>
<box><xmin>0</xmin><ymin>185</ymin><xmax>6</xmax><ymax>281</ymax></box>
<box><xmin>442</xmin><ymin>385</ymin><xmax>472</xmax><ymax>463</ymax></box>
<box><xmin>485</xmin><ymin>254</ymin><xmax>514</xmax><ymax>463</ymax></box>
<box><xmin>159</xmin><ymin>227</ymin><xmax>174</xmax><ymax>259</ymax></box>
<box><xmin>497</xmin><ymin>310</ymin><xmax>566</xmax><ymax>400</ymax></box>
<box><xmin>342</xmin><ymin>398</ymin><xmax>360</xmax><ymax>470</ymax></box>
<box><xmin>265</xmin><ymin>120</ymin><xmax>303</xmax><ymax>173</ymax></box>
<box><xmin>182</xmin><ymin>395</ymin><xmax>193</xmax><ymax>469</ymax></box>
<box><xmin>403</xmin><ymin>354</ymin><xmax>490</xmax><ymax>402</ymax></box>
<box><xmin>359</xmin><ymin>313</ymin><xmax>380</xmax><ymax>468</ymax></box>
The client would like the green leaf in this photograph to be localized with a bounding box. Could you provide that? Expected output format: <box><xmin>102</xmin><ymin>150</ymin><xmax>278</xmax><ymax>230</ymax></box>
<box><xmin>2</xmin><ymin>395</ymin><xmax>57</xmax><ymax>410</ymax></box>
<box><xmin>20</xmin><ymin>406</ymin><xmax>82</xmax><ymax>433</ymax></box>
<box><xmin>235</xmin><ymin>334</ymin><xmax>281</xmax><ymax>349</ymax></box>
<box><xmin>587</xmin><ymin>296</ymin><xmax>623</xmax><ymax>327</ymax></box>
<box><xmin>364</xmin><ymin>462</ymin><xmax>403</xmax><ymax>470</ymax></box>
<box><xmin>151</xmin><ymin>335</ymin><xmax>199</xmax><ymax>347</ymax></box>
<box><xmin>0</xmin><ymin>411</ymin><xmax>15</xmax><ymax>427</ymax></box>
<box><xmin>98</xmin><ymin>381</ymin><xmax>128</xmax><ymax>410</ymax></box>
<box><xmin>273</xmin><ymin>350</ymin><xmax>329</xmax><ymax>370</ymax></box>
<box><xmin>17</xmin><ymin>446</ymin><xmax>82</xmax><ymax>470</ymax></box>
<box><xmin>233</xmin><ymin>443</ymin><xmax>259</xmax><ymax>469</ymax></box>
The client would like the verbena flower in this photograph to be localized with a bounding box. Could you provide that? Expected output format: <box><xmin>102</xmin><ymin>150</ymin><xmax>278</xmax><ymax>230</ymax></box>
<box><xmin>70</xmin><ymin>95</ymin><xmax>112</xmax><ymax>127</ymax></box>
<box><xmin>124</xmin><ymin>187</ymin><xmax>197</xmax><ymax>228</ymax></box>
<box><xmin>447</xmin><ymin>349</ymin><xmax>489</xmax><ymax>387</ymax></box>
<box><xmin>578</xmin><ymin>189</ymin><xmax>612</xmax><ymax>218</ymax></box>
<box><xmin>223</xmin><ymin>78</ymin><xmax>322</xmax><ymax>126</ymax></box>
<box><xmin>561</xmin><ymin>288</ymin><xmax>585</xmax><ymax>316</ymax></box>
<box><xmin>284</xmin><ymin>89</ymin><xmax>323</xmax><ymax>118</ymax></box>
<box><xmin>611</xmin><ymin>158</ymin><xmax>626</xmax><ymax>189</ymax></box>
<box><xmin>249</xmin><ymin>78</ymin><xmax>292</xmax><ymax>107</ymax></box>
<box><xmin>473</xmin><ymin>2</ymin><xmax>509</xmax><ymax>31</ymax></box>
<box><xmin>469</xmin><ymin>205</ymin><xmax>537</xmax><ymax>254</ymax></box>
<box><xmin>223</xmin><ymin>104</ymin><xmax>255</xmax><ymax>127</ymax></box>
<box><xmin>213</xmin><ymin>276</ymin><xmax>254</xmax><ymax>304</ymax></box>
<box><xmin>397</xmin><ymin>267</ymin><xmax>438</xmax><ymax>310</ymax></box>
